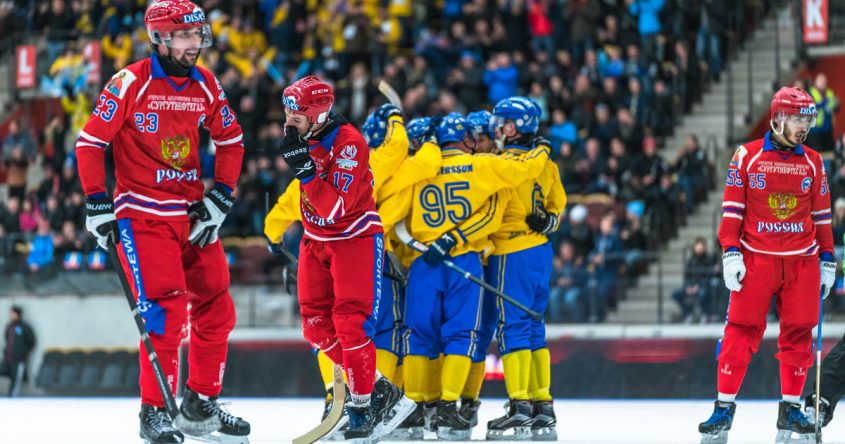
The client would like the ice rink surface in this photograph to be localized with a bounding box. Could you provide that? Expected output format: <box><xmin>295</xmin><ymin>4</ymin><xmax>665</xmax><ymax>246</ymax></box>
<box><xmin>3</xmin><ymin>397</ymin><xmax>845</xmax><ymax>444</ymax></box>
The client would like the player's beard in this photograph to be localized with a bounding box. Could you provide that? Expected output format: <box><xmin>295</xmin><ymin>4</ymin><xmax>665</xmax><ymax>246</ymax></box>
<box><xmin>174</xmin><ymin>48</ymin><xmax>200</xmax><ymax>68</ymax></box>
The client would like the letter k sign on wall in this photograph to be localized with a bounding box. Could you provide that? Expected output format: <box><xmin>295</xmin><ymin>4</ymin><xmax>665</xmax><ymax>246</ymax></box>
<box><xmin>803</xmin><ymin>0</ymin><xmax>828</xmax><ymax>44</ymax></box>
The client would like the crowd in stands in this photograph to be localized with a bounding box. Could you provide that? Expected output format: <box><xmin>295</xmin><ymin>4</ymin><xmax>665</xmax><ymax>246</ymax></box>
<box><xmin>0</xmin><ymin>0</ymin><xmax>782</xmax><ymax>322</ymax></box>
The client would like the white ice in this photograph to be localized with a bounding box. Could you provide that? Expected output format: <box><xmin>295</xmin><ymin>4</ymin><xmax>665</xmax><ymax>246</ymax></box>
<box><xmin>2</xmin><ymin>398</ymin><xmax>845</xmax><ymax>444</ymax></box>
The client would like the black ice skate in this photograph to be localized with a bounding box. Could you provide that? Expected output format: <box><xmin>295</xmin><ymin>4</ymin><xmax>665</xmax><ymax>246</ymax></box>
<box><xmin>776</xmin><ymin>401</ymin><xmax>817</xmax><ymax>444</ymax></box>
<box><xmin>383</xmin><ymin>402</ymin><xmax>425</xmax><ymax>441</ymax></box>
<box><xmin>140</xmin><ymin>404</ymin><xmax>184</xmax><ymax>444</ymax></box>
<box><xmin>530</xmin><ymin>401</ymin><xmax>557</xmax><ymax>441</ymax></box>
<box><xmin>459</xmin><ymin>397</ymin><xmax>481</xmax><ymax>428</ymax></box>
<box><xmin>370</xmin><ymin>375</ymin><xmax>417</xmax><ymax>440</ymax></box>
<box><xmin>344</xmin><ymin>403</ymin><xmax>378</xmax><ymax>444</ymax></box>
<box><xmin>323</xmin><ymin>387</ymin><xmax>350</xmax><ymax>441</ymax></box>
<box><xmin>423</xmin><ymin>401</ymin><xmax>438</xmax><ymax>433</ymax></box>
<box><xmin>486</xmin><ymin>399</ymin><xmax>533</xmax><ymax>441</ymax></box>
<box><xmin>434</xmin><ymin>400</ymin><xmax>472</xmax><ymax>440</ymax></box>
<box><xmin>805</xmin><ymin>394</ymin><xmax>833</xmax><ymax>428</ymax></box>
<box><xmin>699</xmin><ymin>401</ymin><xmax>735</xmax><ymax>444</ymax></box>
<box><xmin>174</xmin><ymin>387</ymin><xmax>250</xmax><ymax>444</ymax></box>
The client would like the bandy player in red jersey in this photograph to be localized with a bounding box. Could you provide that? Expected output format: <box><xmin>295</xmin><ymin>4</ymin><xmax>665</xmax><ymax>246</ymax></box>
<box><xmin>274</xmin><ymin>75</ymin><xmax>414</xmax><ymax>442</ymax></box>
<box><xmin>699</xmin><ymin>87</ymin><xmax>836</xmax><ymax>444</ymax></box>
<box><xmin>76</xmin><ymin>2</ymin><xmax>250</xmax><ymax>443</ymax></box>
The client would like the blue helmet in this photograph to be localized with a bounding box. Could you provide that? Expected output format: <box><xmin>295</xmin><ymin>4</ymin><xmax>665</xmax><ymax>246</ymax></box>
<box><xmin>466</xmin><ymin>110</ymin><xmax>494</xmax><ymax>140</ymax></box>
<box><xmin>490</xmin><ymin>96</ymin><xmax>540</xmax><ymax>135</ymax></box>
<box><xmin>362</xmin><ymin>111</ymin><xmax>387</xmax><ymax>147</ymax></box>
<box><xmin>435</xmin><ymin>112</ymin><xmax>471</xmax><ymax>145</ymax></box>
<box><xmin>406</xmin><ymin>117</ymin><xmax>432</xmax><ymax>149</ymax></box>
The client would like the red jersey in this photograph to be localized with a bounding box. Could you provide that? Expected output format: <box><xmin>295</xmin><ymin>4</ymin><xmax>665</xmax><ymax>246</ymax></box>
<box><xmin>76</xmin><ymin>54</ymin><xmax>244</xmax><ymax>220</ymax></box>
<box><xmin>718</xmin><ymin>133</ymin><xmax>833</xmax><ymax>256</ymax></box>
<box><xmin>298</xmin><ymin>119</ymin><xmax>382</xmax><ymax>241</ymax></box>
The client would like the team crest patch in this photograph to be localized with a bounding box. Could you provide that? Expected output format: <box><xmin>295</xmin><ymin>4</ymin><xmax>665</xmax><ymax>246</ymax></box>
<box><xmin>768</xmin><ymin>193</ymin><xmax>797</xmax><ymax>220</ymax></box>
<box><xmin>340</xmin><ymin>144</ymin><xmax>357</xmax><ymax>159</ymax></box>
<box><xmin>801</xmin><ymin>177</ymin><xmax>812</xmax><ymax>193</ymax></box>
<box><xmin>160</xmin><ymin>136</ymin><xmax>191</xmax><ymax>171</ymax></box>
<box><xmin>104</xmin><ymin>69</ymin><xmax>136</xmax><ymax>99</ymax></box>
<box><xmin>729</xmin><ymin>146</ymin><xmax>747</xmax><ymax>169</ymax></box>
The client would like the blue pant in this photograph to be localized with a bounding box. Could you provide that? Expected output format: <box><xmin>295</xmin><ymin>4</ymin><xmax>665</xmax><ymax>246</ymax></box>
<box><xmin>373</xmin><ymin>255</ymin><xmax>405</xmax><ymax>356</ymax></box>
<box><xmin>473</xmin><ymin>266</ymin><xmax>498</xmax><ymax>363</ymax></box>
<box><xmin>487</xmin><ymin>244</ymin><xmax>553</xmax><ymax>354</ymax></box>
<box><xmin>404</xmin><ymin>252</ymin><xmax>484</xmax><ymax>359</ymax></box>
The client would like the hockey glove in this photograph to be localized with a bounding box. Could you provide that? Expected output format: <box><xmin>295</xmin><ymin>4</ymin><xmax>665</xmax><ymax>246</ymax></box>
<box><xmin>266</xmin><ymin>236</ymin><xmax>293</xmax><ymax>266</ymax></box>
<box><xmin>821</xmin><ymin>259</ymin><xmax>836</xmax><ymax>299</ymax></box>
<box><xmin>374</xmin><ymin>103</ymin><xmax>401</xmax><ymax>121</ymax></box>
<box><xmin>722</xmin><ymin>250</ymin><xmax>746</xmax><ymax>292</ymax></box>
<box><xmin>526</xmin><ymin>207</ymin><xmax>559</xmax><ymax>235</ymax></box>
<box><xmin>188</xmin><ymin>184</ymin><xmax>235</xmax><ymax>247</ymax></box>
<box><xmin>422</xmin><ymin>232</ymin><xmax>459</xmax><ymax>266</ymax></box>
<box><xmin>85</xmin><ymin>196</ymin><xmax>118</xmax><ymax>251</ymax></box>
<box><xmin>279</xmin><ymin>126</ymin><xmax>316</xmax><ymax>181</ymax></box>
<box><xmin>532</xmin><ymin>135</ymin><xmax>552</xmax><ymax>149</ymax></box>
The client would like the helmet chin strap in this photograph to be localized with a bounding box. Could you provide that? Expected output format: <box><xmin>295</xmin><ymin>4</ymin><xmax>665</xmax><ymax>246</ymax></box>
<box><xmin>769</xmin><ymin>119</ymin><xmax>797</xmax><ymax>150</ymax></box>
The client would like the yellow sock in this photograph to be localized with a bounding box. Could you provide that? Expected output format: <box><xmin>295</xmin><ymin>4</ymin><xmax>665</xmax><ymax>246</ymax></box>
<box><xmin>502</xmin><ymin>350</ymin><xmax>532</xmax><ymax>400</ymax></box>
<box><xmin>530</xmin><ymin>348</ymin><xmax>552</xmax><ymax>401</ymax></box>
<box><xmin>376</xmin><ymin>349</ymin><xmax>400</xmax><ymax>383</ymax></box>
<box><xmin>393</xmin><ymin>363</ymin><xmax>404</xmax><ymax>388</ymax></box>
<box><xmin>440</xmin><ymin>355</ymin><xmax>472</xmax><ymax>401</ymax></box>
<box><xmin>424</xmin><ymin>355</ymin><xmax>443</xmax><ymax>402</ymax></box>
<box><xmin>317</xmin><ymin>351</ymin><xmax>335</xmax><ymax>395</ymax></box>
<box><xmin>403</xmin><ymin>355</ymin><xmax>429</xmax><ymax>402</ymax></box>
<box><xmin>461</xmin><ymin>361</ymin><xmax>486</xmax><ymax>400</ymax></box>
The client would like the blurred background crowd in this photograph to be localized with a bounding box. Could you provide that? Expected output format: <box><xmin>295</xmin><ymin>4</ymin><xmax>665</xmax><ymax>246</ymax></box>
<box><xmin>3</xmin><ymin>0</ymin><xmax>841</xmax><ymax>324</ymax></box>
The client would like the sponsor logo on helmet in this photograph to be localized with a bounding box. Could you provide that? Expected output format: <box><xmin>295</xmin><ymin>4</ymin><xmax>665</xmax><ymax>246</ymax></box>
<box><xmin>183</xmin><ymin>10</ymin><xmax>205</xmax><ymax>24</ymax></box>
<box><xmin>800</xmin><ymin>104</ymin><xmax>817</xmax><ymax>115</ymax></box>
<box><xmin>283</xmin><ymin>95</ymin><xmax>299</xmax><ymax>110</ymax></box>
<box><xmin>312</xmin><ymin>88</ymin><xmax>329</xmax><ymax>95</ymax></box>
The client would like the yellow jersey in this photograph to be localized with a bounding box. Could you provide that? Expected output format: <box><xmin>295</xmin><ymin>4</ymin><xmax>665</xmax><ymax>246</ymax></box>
<box><xmin>405</xmin><ymin>145</ymin><xmax>550</xmax><ymax>260</ymax></box>
<box><xmin>490</xmin><ymin>147</ymin><xmax>566</xmax><ymax>255</ymax></box>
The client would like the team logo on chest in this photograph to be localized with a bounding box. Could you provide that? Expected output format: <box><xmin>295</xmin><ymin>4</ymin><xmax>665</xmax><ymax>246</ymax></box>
<box><xmin>801</xmin><ymin>177</ymin><xmax>812</xmax><ymax>193</ymax></box>
<box><xmin>160</xmin><ymin>136</ymin><xmax>191</xmax><ymax>170</ymax></box>
<box><xmin>337</xmin><ymin>144</ymin><xmax>358</xmax><ymax>170</ymax></box>
<box><xmin>768</xmin><ymin>193</ymin><xmax>797</xmax><ymax>220</ymax></box>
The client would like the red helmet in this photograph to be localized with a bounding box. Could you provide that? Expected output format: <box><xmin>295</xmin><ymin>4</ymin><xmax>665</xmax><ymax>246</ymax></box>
<box><xmin>144</xmin><ymin>0</ymin><xmax>212</xmax><ymax>48</ymax></box>
<box><xmin>770</xmin><ymin>86</ymin><xmax>817</xmax><ymax>123</ymax></box>
<box><xmin>283</xmin><ymin>76</ymin><xmax>334</xmax><ymax>124</ymax></box>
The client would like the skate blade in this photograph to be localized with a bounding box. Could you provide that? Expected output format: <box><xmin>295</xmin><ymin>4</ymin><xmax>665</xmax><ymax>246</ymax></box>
<box><xmin>436</xmin><ymin>426</ymin><xmax>472</xmax><ymax>441</ymax></box>
<box><xmin>383</xmin><ymin>426</ymin><xmax>424</xmax><ymax>441</ymax></box>
<box><xmin>486</xmin><ymin>426</ymin><xmax>532</xmax><ymax>441</ymax></box>
<box><xmin>370</xmin><ymin>396</ymin><xmax>417</xmax><ymax>442</ymax></box>
<box><xmin>531</xmin><ymin>426</ymin><xmax>557</xmax><ymax>441</ymax></box>
<box><xmin>775</xmin><ymin>429</ymin><xmax>821</xmax><ymax>444</ymax></box>
<box><xmin>183</xmin><ymin>432</ymin><xmax>249</xmax><ymax>444</ymax></box>
<box><xmin>173</xmin><ymin>414</ymin><xmax>222</xmax><ymax>437</ymax></box>
<box><xmin>700</xmin><ymin>431</ymin><xmax>728</xmax><ymax>444</ymax></box>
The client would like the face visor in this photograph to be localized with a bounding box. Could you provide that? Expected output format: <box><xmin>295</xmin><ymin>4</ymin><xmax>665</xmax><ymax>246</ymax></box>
<box><xmin>149</xmin><ymin>25</ymin><xmax>213</xmax><ymax>50</ymax></box>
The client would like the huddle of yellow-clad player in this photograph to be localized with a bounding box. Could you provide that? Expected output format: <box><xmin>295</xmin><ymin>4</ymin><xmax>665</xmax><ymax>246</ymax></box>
<box><xmin>264</xmin><ymin>96</ymin><xmax>564</xmax><ymax>442</ymax></box>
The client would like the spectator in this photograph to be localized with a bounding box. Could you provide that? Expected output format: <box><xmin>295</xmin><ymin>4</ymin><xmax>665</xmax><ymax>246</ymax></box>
<box><xmin>483</xmin><ymin>52</ymin><xmax>519</xmax><ymax>104</ymax></box>
<box><xmin>3</xmin><ymin>120</ymin><xmax>38</xmax><ymax>202</ymax></box>
<box><xmin>674</xmin><ymin>135</ymin><xmax>708</xmax><ymax>214</ymax></box>
<box><xmin>549</xmin><ymin>110</ymin><xmax>577</xmax><ymax>156</ymax></box>
<box><xmin>620</xmin><ymin>200</ymin><xmax>649</xmax><ymax>274</ymax></box>
<box><xmin>808</xmin><ymin>73</ymin><xmax>840</xmax><ymax>152</ymax></box>
<box><xmin>0</xmin><ymin>305</ymin><xmax>36</xmax><ymax>397</ymax></box>
<box><xmin>0</xmin><ymin>198</ymin><xmax>21</xmax><ymax>234</ymax></box>
<box><xmin>696</xmin><ymin>0</ymin><xmax>727</xmax><ymax>81</ymax></box>
<box><xmin>27</xmin><ymin>217</ymin><xmax>55</xmax><ymax>278</ymax></box>
<box><xmin>627</xmin><ymin>0</ymin><xmax>665</xmax><ymax>64</ymax></box>
<box><xmin>566</xmin><ymin>0</ymin><xmax>601</xmax><ymax>64</ymax></box>
<box><xmin>672</xmin><ymin>237</ymin><xmax>719</xmax><ymax>323</ymax></box>
<box><xmin>616</xmin><ymin>107</ymin><xmax>644</xmax><ymax>155</ymax></box>
<box><xmin>560</xmin><ymin>204</ymin><xmax>594</xmax><ymax>260</ymax></box>
<box><xmin>549</xmin><ymin>241</ymin><xmax>588</xmax><ymax>322</ymax></box>
<box><xmin>527</xmin><ymin>0</ymin><xmax>555</xmax><ymax>56</ymax></box>
<box><xmin>18</xmin><ymin>199</ymin><xmax>38</xmax><ymax>234</ymax></box>
<box><xmin>586</xmin><ymin>213</ymin><xmax>624</xmax><ymax>322</ymax></box>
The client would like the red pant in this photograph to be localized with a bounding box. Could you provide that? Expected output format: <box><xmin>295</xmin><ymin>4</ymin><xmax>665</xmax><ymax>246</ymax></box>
<box><xmin>717</xmin><ymin>251</ymin><xmax>820</xmax><ymax>396</ymax></box>
<box><xmin>116</xmin><ymin>218</ymin><xmax>235</xmax><ymax>407</ymax></box>
<box><xmin>298</xmin><ymin>234</ymin><xmax>384</xmax><ymax>397</ymax></box>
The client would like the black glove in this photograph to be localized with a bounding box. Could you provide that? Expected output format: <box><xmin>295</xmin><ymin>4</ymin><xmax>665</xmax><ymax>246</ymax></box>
<box><xmin>422</xmin><ymin>232</ymin><xmax>458</xmax><ymax>265</ymax></box>
<box><xmin>526</xmin><ymin>207</ymin><xmax>559</xmax><ymax>235</ymax></box>
<box><xmin>266</xmin><ymin>236</ymin><xmax>292</xmax><ymax>266</ymax></box>
<box><xmin>374</xmin><ymin>103</ymin><xmax>401</xmax><ymax>121</ymax></box>
<box><xmin>84</xmin><ymin>196</ymin><xmax>118</xmax><ymax>251</ymax></box>
<box><xmin>532</xmin><ymin>135</ymin><xmax>552</xmax><ymax>149</ymax></box>
<box><xmin>279</xmin><ymin>126</ymin><xmax>316</xmax><ymax>180</ymax></box>
<box><xmin>188</xmin><ymin>184</ymin><xmax>235</xmax><ymax>247</ymax></box>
